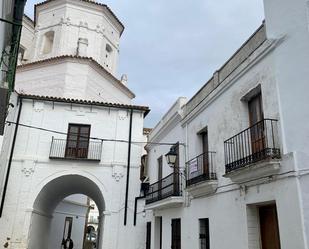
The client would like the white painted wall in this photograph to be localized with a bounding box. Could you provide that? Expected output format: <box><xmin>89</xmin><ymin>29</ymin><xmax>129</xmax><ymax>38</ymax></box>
<box><xmin>15</xmin><ymin>58</ymin><xmax>133</xmax><ymax>104</ymax></box>
<box><xmin>0</xmin><ymin>98</ymin><xmax>147</xmax><ymax>249</ymax></box>
<box><xmin>0</xmin><ymin>1</ymin><xmax>146</xmax><ymax>249</ymax></box>
<box><xmin>263</xmin><ymin>0</ymin><xmax>309</xmax><ymax>246</ymax></box>
<box><xmin>144</xmin><ymin>1</ymin><xmax>309</xmax><ymax>248</ymax></box>
<box><xmin>146</xmin><ymin>97</ymin><xmax>187</xmax><ymax>183</ymax></box>
<box><xmin>0</xmin><ymin>93</ymin><xmax>18</xmax><ymax>209</ymax></box>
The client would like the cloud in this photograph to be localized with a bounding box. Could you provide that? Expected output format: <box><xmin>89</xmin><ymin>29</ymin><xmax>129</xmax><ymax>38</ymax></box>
<box><xmin>24</xmin><ymin>0</ymin><xmax>264</xmax><ymax>127</ymax></box>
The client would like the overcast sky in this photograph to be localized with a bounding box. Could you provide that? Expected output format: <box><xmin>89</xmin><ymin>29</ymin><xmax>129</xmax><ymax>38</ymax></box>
<box><xmin>24</xmin><ymin>0</ymin><xmax>265</xmax><ymax>127</ymax></box>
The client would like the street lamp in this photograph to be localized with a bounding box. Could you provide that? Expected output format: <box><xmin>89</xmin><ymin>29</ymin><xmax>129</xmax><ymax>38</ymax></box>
<box><xmin>165</xmin><ymin>146</ymin><xmax>177</xmax><ymax>167</ymax></box>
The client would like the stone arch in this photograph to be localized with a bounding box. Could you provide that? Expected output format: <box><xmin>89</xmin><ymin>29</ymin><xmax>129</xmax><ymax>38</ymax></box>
<box><xmin>28</xmin><ymin>173</ymin><xmax>107</xmax><ymax>249</ymax></box>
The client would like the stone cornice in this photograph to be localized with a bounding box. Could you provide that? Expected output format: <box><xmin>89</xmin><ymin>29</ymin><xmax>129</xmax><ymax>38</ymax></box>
<box><xmin>34</xmin><ymin>0</ymin><xmax>125</xmax><ymax>35</ymax></box>
<box><xmin>34</xmin><ymin>17</ymin><xmax>119</xmax><ymax>51</ymax></box>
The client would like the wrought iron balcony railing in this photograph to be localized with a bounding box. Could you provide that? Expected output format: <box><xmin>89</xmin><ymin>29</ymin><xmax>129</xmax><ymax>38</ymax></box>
<box><xmin>146</xmin><ymin>172</ymin><xmax>182</xmax><ymax>205</ymax></box>
<box><xmin>224</xmin><ymin>119</ymin><xmax>280</xmax><ymax>173</ymax></box>
<box><xmin>49</xmin><ymin>137</ymin><xmax>102</xmax><ymax>161</ymax></box>
<box><xmin>186</xmin><ymin>151</ymin><xmax>217</xmax><ymax>187</ymax></box>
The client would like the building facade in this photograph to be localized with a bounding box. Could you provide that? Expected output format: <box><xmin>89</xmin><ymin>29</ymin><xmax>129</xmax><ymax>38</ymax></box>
<box><xmin>143</xmin><ymin>0</ymin><xmax>309</xmax><ymax>249</ymax></box>
<box><xmin>0</xmin><ymin>1</ymin><xmax>149</xmax><ymax>249</ymax></box>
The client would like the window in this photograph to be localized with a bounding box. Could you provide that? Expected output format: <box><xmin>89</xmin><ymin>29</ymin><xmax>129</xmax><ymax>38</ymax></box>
<box><xmin>171</xmin><ymin>219</ymin><xmax>181</xmax><ymax>249</ymax></box>
<box><xmin>200</xmin><ymin>129</ymin><xmax>209</xmax><ymax>176</ymax></box>
<box><xmin>41</xmin><ymin>31</ymin><xmax>55</xmax><ymax>54</ymax></box>
<box><xmin>248</xmin><ymin>93</ymin><xmax>265</xmax><ymax>154</ymax></box>
<box><xmin>106</xmin><ymin>43</ymin><xmax>113</xmax><ymax>53</ymax></box>
<box><xmin>248</xmin><ymin>92</ymin><xmax>263</xmax><ymax>126</ymax></box>
<box><xmin>146</xmin><ymin>222</ymin><xmax>151</xmax><ymax>249</ymax></box>
<box><xmin>63</xmin><ymin>217</ymin><xmax>73</xmax><ymax>240</ymax></box>
<box><xmin>65</xmin><ymin>124</ymin><xmax>90</xmax><ymax>159</ymax></box>
<box><xmin>105</xmin><ymin>43</ymin><xmax>113</xmax><ymax>69</ymax></box>
<box><xmin>158</xmin><ymin>156</ymin><xmax>163</xmax><ymax>181</ymax></box>
<box><xmin>140</xmin><ymin>154</ymin><xmax>148</xmax><ymax>181</ymax></box>
<box><xmin>199</xmin><ymin>218</ymin><xmax>210</xmax><ymax>249</ymax></box>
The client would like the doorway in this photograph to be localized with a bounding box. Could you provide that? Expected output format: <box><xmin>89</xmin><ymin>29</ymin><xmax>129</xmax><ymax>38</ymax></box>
<box><xmin>171</xmin><ymin>218</ymin><xmax>181</xmax><ymax>249</ymax></box>
<box><xmin>248</xmin><ymin>93</ymin><xmax>265</xmax><ymax>155</ymax></box>
<box><xmin>259</xmin><ymin>204</ymin><xmax>281</xmax><ymax>249</ymax></box>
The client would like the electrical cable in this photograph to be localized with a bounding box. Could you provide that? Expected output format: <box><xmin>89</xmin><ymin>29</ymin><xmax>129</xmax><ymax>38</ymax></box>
<box><xmin>5</xmin><ymin>121</ymin><xmax>184</xmax><ymax>147</ymax></box>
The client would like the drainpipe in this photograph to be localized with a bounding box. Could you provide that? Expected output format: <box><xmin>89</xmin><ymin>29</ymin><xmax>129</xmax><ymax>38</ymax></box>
<box><xmin>133</xmin><ymin>195</ymin><xmax>145</xmax><ymax>226</ymax></box>
<box><xmin>124</xmin><ymin>109</ymin><xmax>133</xmax><ymax>225</ymax></box>
<box><xmin>0</xmin><ymin>97</ymin><xmax>22</xmax><ymax>217</ymax></box>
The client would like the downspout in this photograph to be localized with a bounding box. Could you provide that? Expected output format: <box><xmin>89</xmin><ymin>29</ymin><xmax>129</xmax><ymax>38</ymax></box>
<box><xmin>134</xmin><ymin>195</ymin><xmax>145</xmax><ymax>226</ymax></box>
<box><xmin>0</xmin><ymin>97</ymin><xmax>22</xmax><ymax>217</ymax></box>
<box><xmin>124</xmin><ymin>108</ymin><xmax>133</xmax><ymax>225</ymax></box>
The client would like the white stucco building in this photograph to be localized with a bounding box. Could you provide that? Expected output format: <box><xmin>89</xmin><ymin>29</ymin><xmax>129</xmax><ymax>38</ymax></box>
<box><xmin>143</xmin><ymin>1</ymin><xmax>309</xmax><ymax>249</ymax></box>
<box><xmin>0</xmin><ymin>1</ymin><xmax>149</xmax><ymax>249</ymax></box>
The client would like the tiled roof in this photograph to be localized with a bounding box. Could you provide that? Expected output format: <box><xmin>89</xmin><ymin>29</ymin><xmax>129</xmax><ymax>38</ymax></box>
<box><xmin>17</xmin><ymin>55</ymin><xmax>136</xmax><ymax>99</ymax></box>
<box><xmin>35</xmin><ymin>0</ymin><xmax>124</xmax><ymax>35</ymax></box>
<box><xmin>23</xmin><ymin>14</ymin><xmax>34</xmax><ymax>25</ymax></box>
<box><xmin>19</xmin><ymin>93</ymin><xmax>150</xmax><ymax>116</ymax></box>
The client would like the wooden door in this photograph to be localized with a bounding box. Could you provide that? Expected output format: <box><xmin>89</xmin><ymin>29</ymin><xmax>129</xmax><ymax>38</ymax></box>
<box><xmin>201</xmin><ymin>131</ymin><xmax>209</xmax><ymax>176</ymax></box>
<box><xmin>259</xmin><ymin>205</ymin><xmax>281</xmax><ymax>249</ymax></box>
<box><xmin>159</xmin><ymin>217</ymin><xmax>163</xmax><ymax>249</ymax></box>
<box><xmin>146</xmin><ymin>222</ymin><xmax>151</xmax><ymax>249</ymax></box>
<box><xmin>171</xmin><ymin>219</ymin><xmax>181</xmax><ymax>249</ymax></box>
<box><xmin>248</xmin><ymin>93</ymin><xmax>265</xmax><ymax>154</ymax></box>
<box><xmin>65</xmin><ymin>124</ymin><xmax>90</xmax><ymax>159</ymax></box>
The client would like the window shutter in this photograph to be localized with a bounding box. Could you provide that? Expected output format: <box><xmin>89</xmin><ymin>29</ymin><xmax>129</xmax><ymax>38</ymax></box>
<box><xmin>0</xmin><ymin>88</ymin><xmax>9</xmax><ymax>135</ymax></box>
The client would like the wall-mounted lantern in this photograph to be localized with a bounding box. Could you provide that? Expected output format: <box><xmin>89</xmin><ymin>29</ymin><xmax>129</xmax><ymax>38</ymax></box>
<box><xmin>165</xmin><ymin>146</ymin><xmax>177</xmax><ymax>167</ymax></box>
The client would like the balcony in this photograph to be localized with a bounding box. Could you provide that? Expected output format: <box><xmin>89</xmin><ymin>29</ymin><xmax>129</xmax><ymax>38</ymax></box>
<box><xmin>186</xmin><ymin>152</ymin><xmax>218</xmax><ymax>197</ymax></box>
<box><xmin>49</xmin><ymin>137</ymin><xmax>102</xmax><ymax>161</ymax></box>
<box><xmin>223</xmin><ymin>119</ymin><xmax>281</xmax><ymax>183</ymax></box>
<box><xmin>145</xmin><ymin>172</ymin><xmax>183</xmax><ymax>210</ymax></box>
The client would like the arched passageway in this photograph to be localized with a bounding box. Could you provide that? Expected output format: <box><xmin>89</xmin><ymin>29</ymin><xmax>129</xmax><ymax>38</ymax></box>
<box><xmin>28</xmin><ymin>174</ymin><xmax>105</xmax><ymax>249</ymax></box>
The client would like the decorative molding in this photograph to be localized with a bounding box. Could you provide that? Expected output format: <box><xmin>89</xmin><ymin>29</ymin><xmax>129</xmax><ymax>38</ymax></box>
<box><xmin>37</xmin><ymin>18</ymin><xmax>118</xmax><ymax>50</ymax></box>
<box><xmin>21</xmin><ymin>160</ymin><xmax>36</xmax><ymax>177</ymax></box>
<box><xmin>112</xmin><ymin>165</ymin><xmax>124</xmax><ymax>182</ymax></box>
<box><xmin>118</xmin><ymin>110</ymin><xmax>127</xmax><ymax>120</ymax></box>
<box><xmin>33</xmin><ymin>102</ymin><xmax>44</xmax><ymax>112</ymax></box>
